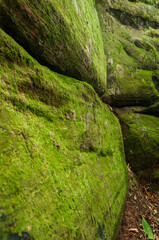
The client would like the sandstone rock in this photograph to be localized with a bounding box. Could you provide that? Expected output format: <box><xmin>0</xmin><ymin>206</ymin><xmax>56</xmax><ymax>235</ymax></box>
<box><xmin>96</xmin><ymin>0</ymin><xmax>159</xmax><ymax>180</ymax></box>
<box><xmin>115</xmin><ymin>108</ymin><xmax>159</xmax><ymax>179</ymax></box>
<box><xmin>96</xmin><ymin>0</ymin><xmax>159</xmax><ymax>106</ymax></box>
<box><xmin>0</xmin><ymin>0</ymin><xmax>106</xmax><ymax>95</ymax></box>
<box><xmin>0</xmin><ymin>29</ymin><xmax>127</xmax><ymax>240</ymax></box>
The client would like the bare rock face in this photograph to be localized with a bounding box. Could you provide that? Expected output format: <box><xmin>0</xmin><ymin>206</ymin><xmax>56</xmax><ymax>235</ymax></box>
<box><xmin>0</xmin><ymin>29</ymin><xmax>127</xmax><ymax>240</ymax></box>
<box><xmin>0</xmin><ymin>0</ymin><xmax>106</xmax><ymax>96</ymax></box>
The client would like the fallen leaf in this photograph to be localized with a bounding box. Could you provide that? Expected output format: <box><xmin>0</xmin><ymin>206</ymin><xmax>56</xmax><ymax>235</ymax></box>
<box><xmin>142</xmin><ymin>218</ymin><xmax>154</xmax><ymax>239</ymax></box>
<box><xmin>129</xmin><ymin>228</ymin><xmax>139</xmax><ymax>233</ymax></box>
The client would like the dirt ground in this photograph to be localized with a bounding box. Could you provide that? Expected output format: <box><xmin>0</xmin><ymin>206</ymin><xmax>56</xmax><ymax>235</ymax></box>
<box><xmin>117</xmin><ymin>166</ymin><xmax>159</xmax><ymax>240</ymax></box>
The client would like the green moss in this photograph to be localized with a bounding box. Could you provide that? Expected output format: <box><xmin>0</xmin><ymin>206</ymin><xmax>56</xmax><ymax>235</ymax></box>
<box><xmin>116</xmin><ymin>108</ymin><xmax>159</xmax><ymax>179</ymax></box>
<box><xmin>0</xmin><ymin>29</ymin><xmax>128</xmax><ymax>240</ymax></box>
<box><xmin>153</xmin><ymin>169</ymin><xmax>159</xmax><ymax>179</ymax></box>
<box><xmin>96</xmin><ymin>0</ymin><xmax>159</xmax><ymax>106</ymax></box>
<box><xmin>0</xmin><ymin>0</ymin><xmax>106</xmax><ymax>96</ymax></box>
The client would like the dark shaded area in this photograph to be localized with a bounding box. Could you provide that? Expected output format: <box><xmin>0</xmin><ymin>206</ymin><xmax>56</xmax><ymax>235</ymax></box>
<box><xmin>134</xmin><ymin>40</ymin><xmax>159</xmax><ymax>60</ymax></box>
<box><xmin>156</xmin><ymin>44</ymin><xmax>159</xmax><ymax>53</ymax></box>
<box><xmin>97</xmin><ymin>222</ymin><xmax>107</xmax><ymax>240</ymax></box>
<box><xmin>106</xmin><ymin>8</ymin><xmax>159</xmax><ymax>29</ymax></box>
<box><xmin>0</xmin><ymin>4</ymin><xmax>67</xmax><ymax>75</ymax></box>
<box><xmin>150</xmin><ymin>32</ymin><xmax>159</xmax><ymax>38</ymax></box>
<box><xmin>7</xmin><ymin>232</ymin><xmax>34</xmax><ymax>240</ymax></box>
<box><xmin>139</xmin><ymin>109</ymin><xmax>159</xmax><ymax>117</ymax></box>
<box><xmin>134</xmin><ymin>40</ymin><xmax>146</xmax><ymax>50</ymax></box>
<box><xmin>137</xmin><ymin>102</ymin><xmax>159</xmax><ymax>117</ymax></box>
<box><xmin>152</xmin><ymin>76</ymin><xmax>159</xmax><ymax>91</ymax></box>
<box><xmin>102</xmin><ymin>93</ymin><xmax>159</xmax><ymax>108</ymax></box>
<box><xmin>137</xmin><ymin>64</ymin><xmax>159</xmax><ymax>71</ymax></box>
<box><xmin>128</xmin><ymin>0</ymin><xmax>159</xmax><ymax>8</ymax></box>
<box><xmin>123</xmin><ymin>46</ymin><xmax>132</xmax><ymax>57</ymax></box>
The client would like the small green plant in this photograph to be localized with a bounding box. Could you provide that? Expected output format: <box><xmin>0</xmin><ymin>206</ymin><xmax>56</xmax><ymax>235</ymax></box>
<box><xmin>142</xmin><ymin>218</ymin><xmax>154</xmax><ymax>239</ymax></box>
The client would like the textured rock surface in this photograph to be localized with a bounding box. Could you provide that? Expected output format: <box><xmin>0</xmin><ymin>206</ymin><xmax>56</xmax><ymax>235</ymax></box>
<box><xmin>0</xmin><ymin>0</ymin><xmax>106</xmax><ymax>95</ymax></box>
<box><xmin>96</xmin><ymin>0</ymin><xmax>159</xmax><ymax>180</ymax></box>
<box><xmin>96</xmin><ymin>0</ymin><xmax>159</xmax><ymax>106</ymax></box>
<box><xmin>115</xmin><ymin>108</ymin><xmax>159</xmax><ymax>179</ymax></box>
<box><xmin>0</xmin><ymin>29</ymin><xmax>128</xmax><ymax>240</ymax></box>
<box><xmin>1</xmin><ymin>0</ymin><xmax>158</xmax><ymax>238</ymax></box>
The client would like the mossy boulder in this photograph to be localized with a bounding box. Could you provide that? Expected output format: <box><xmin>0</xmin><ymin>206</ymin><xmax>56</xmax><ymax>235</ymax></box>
<box><xmin>96</xmin><ymin>0</ymin><xmax>159</xmax><ymax>106</ymax></box>
<box><xmin>115</xmin><ymin>108</ymin><xmax>159</xmax><ymax>179</ymax></box>
<box><xmin>0</xmin><ymin>29</ymin><xmax>128</xmax><ymax>240</ymax></box>
<box><xmin>96</xmin><ymin>0</ymin><xmax>159</xmax><ymax>181</ymax></box>
<box><xmin>0</xmin><ymin>0</ymin><xmax>106</xmax><ymax>96</ymax></box>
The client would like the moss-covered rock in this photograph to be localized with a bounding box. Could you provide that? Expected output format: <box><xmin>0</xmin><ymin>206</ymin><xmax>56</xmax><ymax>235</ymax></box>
<box><xmin>0</xmin><ymin>29</ymin><xmax>128</xmax><ymax>240</ymax></box>
<box><xmin>96</xmin><ymin>0</ymin><xmax>159</xmax><ymax>106</ymax></box>
<box><xmin>0</xmin><ymin>0</ymin><xmax>106</xmax><ymax>96</ymax></box>
<box><xmin>95</xmin><ymin>0</ymin><xmax>159</xmax><ymax>181</ymax></box>
<box><xmin>115</xmin><ymin>108</ymin><xmax>159</xmax><ymax>179</ymax></box>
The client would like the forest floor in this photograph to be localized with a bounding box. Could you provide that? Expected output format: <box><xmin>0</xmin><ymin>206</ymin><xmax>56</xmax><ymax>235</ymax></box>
<box><xmin>117</xmin><ymin>165</ymin><xmax>159</xmax><ymax>240</ymax></box>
